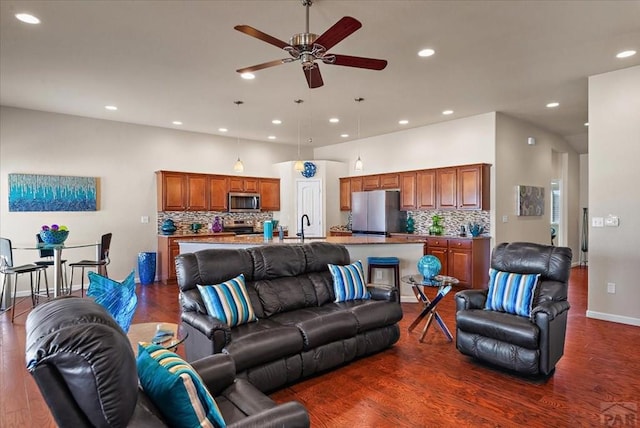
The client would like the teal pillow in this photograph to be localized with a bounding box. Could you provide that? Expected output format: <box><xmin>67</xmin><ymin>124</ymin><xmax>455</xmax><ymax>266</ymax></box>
<box><xmin>137</xmin><ymin>343</ymin><xmax>226</xmax><ymax>428</ymax></box>
<box><xmin>484</xmin><ymin>269</ymin><xmax>540</xmax><ymax>317</ymax></box>
<box><xmin>196</xmin><ymin>274</ymin><xmax>257</xmax><ymax>327</ymax></box>
<box><xmin>87</xmin><ymin>270</ymin><xmax>137</xmax><ymax>332</ymax></box>
<box><xmin>328</xmin><ymin>260</ymin><xmax>371</xmax><ymax>302</ymax></box>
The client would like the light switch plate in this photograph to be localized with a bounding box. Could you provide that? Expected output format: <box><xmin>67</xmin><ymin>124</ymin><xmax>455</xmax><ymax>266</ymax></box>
<box><xmin>592</xmin><ymin>217</ymin><xmax>604</xmax><ymax>227</ymax></box>
<box><xmin>141</xmin><ymin>216</ymin><xmax>149</xmax><ymax>224</ymax></box>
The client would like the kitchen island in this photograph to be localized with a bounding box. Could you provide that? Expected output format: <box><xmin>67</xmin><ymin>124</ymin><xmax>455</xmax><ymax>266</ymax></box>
<box><xmin>177</xmin><ymin>235</ymin><xmax>425</xmax><ymax>302</ymax></box>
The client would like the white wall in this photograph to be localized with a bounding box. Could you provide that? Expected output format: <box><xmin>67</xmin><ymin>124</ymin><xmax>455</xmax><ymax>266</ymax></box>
<box><xmin>587</xmin><ymin>65</ymin><xmax>640</xmax><ymax>326</ymax></box>
<box><xmin>0</xmin><ymin>106</ymin><xmax>310</xmax><ymax>292</ymax></box>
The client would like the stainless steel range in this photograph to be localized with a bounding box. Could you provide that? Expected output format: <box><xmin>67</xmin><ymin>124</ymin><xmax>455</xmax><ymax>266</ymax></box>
<box><xmin>222</xmin><ymin>219</ymin><xmax>256</xmax><ymax>235</ymax></box>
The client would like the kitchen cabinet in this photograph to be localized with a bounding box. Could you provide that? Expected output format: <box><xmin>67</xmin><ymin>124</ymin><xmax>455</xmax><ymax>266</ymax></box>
<box><xmin>457</xmin><ymin>164</ymin><xmax>490</xmax><ymax>210</ymax></box>
<box><xmin>157</xmin><ymin>171</ymin><xmax>208</xmax><ymax>211</ymax></box>
<box><xmin>259</xmin><ymin>178</ymin><xmax>281</xmax><ymax>211</ymax></box>
<box><xmin>208</xmin><ymin>175</ymin><xmax>229</xmax><ymax>211</ymax></box>
<box><xmin>399</xmin><ymin>172</ymin><xmax>417</xmax><ymax>210</ymax></box>
<box><xmin>417</xmin><ymin>169</ymin><xmax>436</xmax><ymax>209</ymax></box>
<box><xmin>436</xmin><ymin>168</ymin><xmax>458</xmax><ymax>209</ymax></box>
<box><xmin>424</xmin><ymin>236</ymin><xmax>490</xmax><ymax>288</ymax></box>
<box><xmin>229</xmin><ymin>176</ymin><xmax>259</xmax><ymax>193</ymax></box>
<box><xmin>380</xmin><ymin>173</ymin><xmax>400</xmax><ymax>189</ymax></box>
<box><xmin>185</xmin><ymin>174</ymin><xmax>208</xmax><ymax>211</ymax></box>
<box><xmin>339</xmin><ymin>177</ymin><xmax>364</xmax><ymax>211</ymax></box>
<box><xmin>362</xmin><ymin>175</ymin><xmax>381</xmax><ymax>191</ymax></box>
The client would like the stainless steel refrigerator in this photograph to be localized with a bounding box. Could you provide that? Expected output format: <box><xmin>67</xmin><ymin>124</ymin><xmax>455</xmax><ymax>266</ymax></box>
<box><xmin>351</xmin><ymin>190</ymin><xmax>406</xmax><ymax>235</ymax></box>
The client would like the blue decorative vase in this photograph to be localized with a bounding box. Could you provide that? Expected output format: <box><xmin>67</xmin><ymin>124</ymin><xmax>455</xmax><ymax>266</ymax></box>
<box><xmin>138</xmin><ymin>252</ymin><xmax>156</xmax><ymax>285</ymax></box>
<box><xmin>417</xmin><ymin>255</ymin><xmax>442</xmax><ymax>284</ymax></box>
<box><xmin>161</xmin><ymin>219</ymin><xmax>177</xmax><ymax>235</ymax></box>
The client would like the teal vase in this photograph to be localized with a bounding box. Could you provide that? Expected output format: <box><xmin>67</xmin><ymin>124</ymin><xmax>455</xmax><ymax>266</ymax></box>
<box><xmin>406</xmin><ymin>215</ymin><xmax>415</xmax><ymax>234</ymax></box>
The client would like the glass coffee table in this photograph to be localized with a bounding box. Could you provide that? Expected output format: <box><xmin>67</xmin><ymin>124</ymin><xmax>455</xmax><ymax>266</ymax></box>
<box><xmin>401</xmin><ymin>274</ymin><xmax>459</xmax><ymax>342</ymax></box>
<box><xmin>127</xmin><ymin>322</ymin><xmax>188</xmax><ymax>356</ymax></box>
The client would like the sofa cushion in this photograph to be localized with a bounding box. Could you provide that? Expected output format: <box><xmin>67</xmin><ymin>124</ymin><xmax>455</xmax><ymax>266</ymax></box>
<box><xmin>250</xmin><ymin>276</ymin><xmax>318</xmax><ymax>317</ymax></box>
<box><xmin>333</xmin><ymin>299</ymin><xmax>403</xmax><ymax>332</ymax></box>
<box><xmin>197</xmin><ymin>274</ymin><xmax>257</xmax><ymax>327</ymax></box>
<box><xmin>485</xmin><ymin>269</ymin><xmax>540</xmax><ymax>317</ymax></box>
<box><xmin>456</xmin><ymin>309</ymin><xmax>539</xmax><ymax>349</ymax></box>
<box><xmin>223</xmin><ymin>319</ymin><xmax>304</xmax><ymax>373</ymax></box>
<box><xmin>136</xmin><ymin>343</ymin><xmax>226</xmax><ymax>428</ymax></box>
<box><xmin>328</xmin><ymin>261</ymin><xmax>370</xmax><ymax>302</ymax></box>
<box><xmin>270</xmin><ymin>306</ymin><xmax>359</xmax><ymax>350</ymax></box>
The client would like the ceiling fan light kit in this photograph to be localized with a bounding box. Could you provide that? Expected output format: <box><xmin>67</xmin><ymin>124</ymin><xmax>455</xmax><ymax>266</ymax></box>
<box><xmin>234</xmin><ymin>0</ymin><xmax>387</xmax><ymax>89</ymax></box>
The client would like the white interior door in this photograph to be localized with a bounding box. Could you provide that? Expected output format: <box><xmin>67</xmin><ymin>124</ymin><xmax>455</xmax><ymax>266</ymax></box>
<box><xmin>296</xmin><ymin>179</ymin><xmax>323</xmax><ymax>237</ymax></box>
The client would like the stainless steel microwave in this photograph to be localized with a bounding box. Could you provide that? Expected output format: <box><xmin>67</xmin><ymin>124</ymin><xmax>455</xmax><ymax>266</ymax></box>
<box><xmin>228</xmin><ymin>192</ymin><xmax>261</xmax><ymax>212</ymax></box>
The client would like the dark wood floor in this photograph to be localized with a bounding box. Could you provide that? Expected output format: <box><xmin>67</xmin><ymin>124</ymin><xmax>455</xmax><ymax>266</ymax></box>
<box><xmin>1</xmin><ymin>267</ymin><xmax>639</xmax><ymax>427</ymax></box>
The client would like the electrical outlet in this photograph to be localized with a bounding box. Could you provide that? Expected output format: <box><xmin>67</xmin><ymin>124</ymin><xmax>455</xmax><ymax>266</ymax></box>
<box><xmin>607</xmin><ymin>282</ymin><xmax>616</xmax><ymax>294</ymax></box>
<box><xmin>502</xmin><ymin>215</ymin><xmax>509</xmax><ymax>223</ymax></box>
<box><xmin>141</xmin><ymin>216</ymin><xmax>149</xmax><ymax>224</ymax></box>
<box><xmin>592</xmin><ymin>217</ymin><xmax>604</xmax><ymax>228</ymax></box>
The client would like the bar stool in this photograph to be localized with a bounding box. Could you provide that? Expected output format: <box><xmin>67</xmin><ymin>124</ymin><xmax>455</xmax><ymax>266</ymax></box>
<box><xmin>367</xmin><ymin>256</ymin><xmax>400</xmax><ymax>297</ymax></box>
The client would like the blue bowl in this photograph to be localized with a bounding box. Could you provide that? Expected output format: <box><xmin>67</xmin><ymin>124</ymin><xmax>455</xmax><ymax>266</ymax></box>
<box><xmin>40</xmin><ymin>230</ymin><xmax>69</xmax><ymax>244</ymax></box>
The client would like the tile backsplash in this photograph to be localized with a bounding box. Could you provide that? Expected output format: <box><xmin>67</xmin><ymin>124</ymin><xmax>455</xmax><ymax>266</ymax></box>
<box><xmin>158</xmin><ymin>211</ymin><xmax>273</xmax><ymax>233</ymax></box>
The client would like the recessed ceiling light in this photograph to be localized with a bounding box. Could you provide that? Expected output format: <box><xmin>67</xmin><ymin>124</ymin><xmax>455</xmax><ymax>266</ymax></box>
<box><xmin>398</xmin><ymin>119</ymin><xmax>409</xmax><ymax>125</ymax></box>
<box><xmin>219</xmin><ymin>128</ymin><xmax>228</xmax><ymax>132</ymax></box>
<box><xmin>341</xmin><ymin>134</ymin><xmax>349</xmax><ymax>138</ymax></box>
<box><xmin>442</xmin><ymin>110</ymin><xmax>454</xmax><ymax>115</ymax></box>
<box><xmin>329</xmin><ymin>118</ymin><xmax>339</xmax><ymax>123</ymax></box>
<box><xmin>616</xmin><ymin>50</ymin><xmax>636</xmax><ymax>59</ymax></box>
<box><xmin>172</xmin><ymin>121</ymin><xmax>183</xmax><ymax>125</ymax></box>
<box><xmin>15</xmin><ymin>13</ymin><xmax>40</xmax><ymax>24</ymax></box>
<box><xmin>104</xmin><ymin>105</ymin><xmax>118</xmax><ymax>111</ymax></box>
<box><xmin>584</xmin><ymin>122</ymin><xmax>589</xmax><ymax>127</ymax></box>
<box><xmin>272</xmin><ymin>119</ymin><xmax>282</xmax><ymax>125</ymax></box>
<box><xmin>546</xmin><ymin>102</ymin><xmax>560</xmax><ymax>108</ymax></box>
<box><xmin>267</xmin><ymin>135</ymin><xmax>276</xmax><ymax>140</ymax></box>
<box><xmin>418</xmin><ymin>48</ymin><xmax>435</xmax><ymax>57</ymax></box>
<box><xmin>240</xmin><ymin>72</ymin><xmax>255</xmax><ymax>80</ymax></box>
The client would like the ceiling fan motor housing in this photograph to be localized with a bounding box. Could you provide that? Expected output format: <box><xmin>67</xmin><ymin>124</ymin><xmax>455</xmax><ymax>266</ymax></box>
<box><xmin>290</xmin><ymin>33</ymin><xmax>318</xmax><ymax>50</ymax></box>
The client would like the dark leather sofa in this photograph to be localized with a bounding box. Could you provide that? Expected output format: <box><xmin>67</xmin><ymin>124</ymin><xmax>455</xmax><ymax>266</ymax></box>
<box><xmin>455</xmin><ymin>242</ymin><xmax>572</xmax><ymax>376</ymax></box>
<box><xmin>25</xmin><ymin>296</ymin><xmax>310</xmax><ymax>427</ymax></box>
<box><xmin>176</xmin><ymin>242</ymin><xmax>403</xmax><ymax>392</ymax></box>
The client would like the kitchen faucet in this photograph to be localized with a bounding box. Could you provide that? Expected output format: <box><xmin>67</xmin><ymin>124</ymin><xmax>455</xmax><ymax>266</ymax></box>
<box><xmin>298</xmin><ymin>214</ymin><xmax>311</xmax><ymax>241</ymax></box>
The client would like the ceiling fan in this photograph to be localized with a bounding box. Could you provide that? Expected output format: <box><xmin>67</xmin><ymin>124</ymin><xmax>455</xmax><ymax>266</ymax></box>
<box><xmin>234</xmin><ymin>0</ymin><xmax>387</xmax><ymax>89</ymax></box>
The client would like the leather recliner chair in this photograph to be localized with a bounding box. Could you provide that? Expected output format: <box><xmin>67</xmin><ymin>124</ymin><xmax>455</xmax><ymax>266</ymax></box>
<box><xmin>25</xmin><ymin>296</ymin><xmax>310</xmax><ymax>427</ymax></box>
<box><xmin>455</xmin><ymin>242</ymin><xmax>572</xmax><ymax>376</ymax></box>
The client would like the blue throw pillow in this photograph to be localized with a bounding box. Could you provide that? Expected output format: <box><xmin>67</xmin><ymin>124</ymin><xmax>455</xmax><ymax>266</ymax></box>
<box><xmin>328</xmin><ymin>260</ymin><xmax>371</xmax><ymax>302</ymax></box>
<box><xmin>196</xmin><ymin>274</ymin><xmax>257</xmax><ymax>327</ymax></box>
<box><xmin>87</xmin><ymin>270</ymin><xmax>137</xmax><ymax>332</ymax></box>
<box><xmin>137</xmin><ymin>343</ymin><xmax>226</xmax><ymax>428</ymax></box>
<box><xmin>484</xmin><ymin>269</ymin><xmax>540</xmax><ymax>317</ymax></box>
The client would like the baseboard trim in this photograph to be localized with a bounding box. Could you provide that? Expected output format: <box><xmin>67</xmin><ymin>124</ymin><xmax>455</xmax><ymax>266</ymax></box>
<box><xmin>586</xmin><ymin>310</ymin><xmax>640</xmax><ymax>327</ymax></box>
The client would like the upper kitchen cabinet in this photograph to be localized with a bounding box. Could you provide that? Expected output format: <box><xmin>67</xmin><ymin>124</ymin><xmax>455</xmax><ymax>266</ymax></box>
<box><xmin>437</xmin><ymin>164</ymin><xmax>491</xmax><ymax>210</ymax></box>
<box><xmin>157</xmin><ymin>171</ymin><xmax>208</xmax><ymax>211</ymax></box>
<box><xmin>208</xmin><ymin>175</ymin><xmax>229</xmax><ymax>211</ymax></box>
<box><xmin>399</xmin><ymin>172</ymin><xmax>417</xmax><ymax>210</ymax></box>
<box><xmin>417</xmin><ymin>169</ymin><xmax>437</xmax><ymax>210</ymax></box>
<box><xmin>436</xmin><ymin>167</ymin><xmax>458</xmax><ymax>209</ymax></box>
<box><xmin>340</xmin><ymin>176</ymin><xmax>364</xmax><ymax>211</ymax></box>
<box><xmin>260</xmin><ymin>178</ymin><xmax>281</xmax><ymax>211</ymax></box>
<box><xmin>229</xmin><ymin>176</ymin><xmax>259</xmax><ymax>193</ymax></box>
<box><xmin>362</xmin><ymin>175</ymin><xmax>381</xmax><ymax>191</ymax></box>
<box><xmin>380</xmin><ymin>173</ymin><xmax>400</xmax><ymax>189</ymax></box>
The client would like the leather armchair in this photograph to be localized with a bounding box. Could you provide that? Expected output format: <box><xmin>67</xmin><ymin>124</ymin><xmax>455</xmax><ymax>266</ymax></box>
<box><xmin>455</xmin><ymin>242</ymin><xmax>572</xmax><ymax>376</ymax></box>
<box><xmin>25</xmin><ymin>296</ymin><xmax>310</xmax><ymax>427</ymax></box>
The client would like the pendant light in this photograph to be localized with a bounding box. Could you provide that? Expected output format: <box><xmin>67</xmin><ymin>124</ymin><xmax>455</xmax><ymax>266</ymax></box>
<box><xmin>293</xmin><ymin>99</ymin><xmax>304</xmax><ymax>171</ymax></box>
<box><xmin>354</xmin><ymin>97</ymin><xmax>364</xmax><ymax>171</ymax></box>
<box><xmin>233</xmin><ymin>100</ymin><xmax>244</xmax><ymax>172</ymax></box>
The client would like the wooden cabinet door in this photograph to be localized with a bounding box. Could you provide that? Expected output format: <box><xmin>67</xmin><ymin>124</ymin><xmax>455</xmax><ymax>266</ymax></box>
<box><xmin>340</xmin><ymin>178</ymin><xmax>351</xmax><ymax>211</ymax></box>
<box><xmin>425</xmin><ymin>238</ymin><xmax>449</xmax><ymax>275</ymax></box>
<box><xmin>169</xmin><ymin>241</ymin><xmax>180</xmax><ymax>282</ymax></box>
<box><xmin>363</xmin><ymin>175</ymin><xmax>381</xmax><ymax>191</ymax></box>
<box><xmin>159</xmin><ymin>172</ymin><xmax>186</xmax><ymax>211</ymax></box>
<box><xmin>185</xmin><ymin>174</ymin><xmax>208</xmax><ymax>211</ymax></box>
<box><xmin>448</xmin><ymin>240</ymin><xmax>473</xmax><ymax>286</ymax></box>
<box><xmin>399</xmin><ymin>172</ymin><xmax>417</xmax><ymax>210</ymax></box>
<box><xmin>457</xmin><ymin>164</ymin><xmax>490</xmax><ymax>210</ymax></box>
<box><xmin>228</xmin><ymin>177</ymin><xmax>244</xmax><ymax>192</ymax></box>
<box><xmin>437</xmin><ymin>168</ymin><xmax>457</xmax><ymax>209</ymax></box>
<box><xmin>260</xmin><ymin>178</ymin><xmax>280</xmax><ymax>211</ymax></box>
<box><xmin>351</xmin><ymin>177</ymin><xmax>363</xmax><ymax>193</ymax></box>
<box><xmin>244</xmin><ymin>178</ymin><xmax>259</xmax><ymax>193</ymax></box>
<box><xmin>380</xmin><ymin>173</ymin><xmax>400</xmax><ymax>189</ymax></box>
<box><xmin>417</xmin><ymin>170</ymin><xmax>436</xmax><ymax>209</ymax></box>
<box><xmin>209</xmin><ymin>175</ymin><xmax>228</xmax><ymax>211</ymax></box>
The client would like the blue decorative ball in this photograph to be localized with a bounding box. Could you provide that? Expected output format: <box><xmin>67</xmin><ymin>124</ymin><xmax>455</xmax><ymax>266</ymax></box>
<box><xmin>301</xmin><ymin>161</ymin><xmax>317</xmax><ymax>178</ymax></box>
<box><xmin>417</xmin><ymin>255</ymin><xmax>441</xmax><ymax>281</ymax></box>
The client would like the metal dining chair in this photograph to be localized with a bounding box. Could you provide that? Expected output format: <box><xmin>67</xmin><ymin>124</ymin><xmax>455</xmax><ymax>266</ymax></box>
<box><xmin>34</xmin><ymin>234</ymin><xmax>69</xmax><ymax>297</ymax></box>
<box><xmin>0</xmin><ymin>237</ymin><xmax>48</xmax><ymax>322</ymax></box>
<box><xmin>69</xmin><ymin>233</ymin><xmax>112</xmax><ymax>297</ymax></box>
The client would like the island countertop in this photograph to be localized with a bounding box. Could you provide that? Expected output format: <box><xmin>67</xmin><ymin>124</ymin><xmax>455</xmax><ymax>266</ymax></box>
<box><xmin>175</xmin><ymin>235</ymin><xmax>424</xmax><ymax>246</ymax></box>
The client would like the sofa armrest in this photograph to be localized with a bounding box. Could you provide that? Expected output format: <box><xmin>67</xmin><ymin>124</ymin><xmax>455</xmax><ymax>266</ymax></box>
<box><xmin>227</xmin><ymin>401</ymin><xmax>310</xmax><ymax>428</ymax></box>
<box><xmin>367</xmin><ymin>285</ymin><xmax>398</xmax><ymax>302</ymax></box>
<box><xmin>190</xmin><ymin>354</ymin><xmax>236</xmax><ymax>396</ymax></box>
<box><xmin>455</xmin><ymin>289</ymin><xmax>488</xmax><ymax>311</ymax></box>
<box><xmin>181</xmin><ymin>310</ymin><xmax>231</xmax><ymax>352</ymax></box>
<box><xmin>531</xmin><ymin>300</ymin><xmax>570</xmax><ymax>323</ymax></box>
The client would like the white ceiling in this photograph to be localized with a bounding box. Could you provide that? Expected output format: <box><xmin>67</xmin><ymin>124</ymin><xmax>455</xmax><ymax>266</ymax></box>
<box><xmin>1</xmin><ymin>1</ymin><xmax>639</xmax><ymax>155</ymax></box>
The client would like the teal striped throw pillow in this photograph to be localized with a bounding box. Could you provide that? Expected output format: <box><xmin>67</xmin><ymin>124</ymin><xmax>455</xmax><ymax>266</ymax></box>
<box><xmin>137</xmin><ymin>343</ymin><xmax>226</xmax><ymax>428</ymax></box>
<box><xmin>328</xmin><ymin>260</ymin><xmax>371</xmax><ymax>302</ymax></box>
<box><xmin>197</xmin><ymin>274</ymin><xmax>257</xmax><ymax>327</ymax></box>
<box><xmin>484</xmin><ymin>269</ymin><xmax>540</xmax><ymax>317</ymax></box>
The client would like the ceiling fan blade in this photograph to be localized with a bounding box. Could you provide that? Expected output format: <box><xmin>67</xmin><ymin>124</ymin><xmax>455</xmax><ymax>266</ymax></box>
<box><xmin>303</xmin><ymin>66</ymin><xmax>324</xmax><ymax>89</ymax></box>
<box><xmin>330</xmin><ymin>54</ymin><xmax>388</xmax><ymax>70</ymax></box>
<box><xmin>234</xmin><ymin>25</ymin><xmax>291</xmax><ymax>50</ymax></box>
<box><xmin>237</xmin><ymin>59</ymin><xmax>288</xmax><ymax>74</ymax></box>
<box><xmin>314</xmin><ymin>17</ymin><xmax>362</xmax><ymax>51</ymax></box>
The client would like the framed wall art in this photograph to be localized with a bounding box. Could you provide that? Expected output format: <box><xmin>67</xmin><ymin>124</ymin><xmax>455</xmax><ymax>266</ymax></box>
<box><xmin>9</xmin><ymin>173</ymin><xmax>98</xmax><ymax>212</ymax></box>
<box><xmin>517</xmin><ymin>185</ymin><xmax>544</xmax><ymax>216</ymax></box>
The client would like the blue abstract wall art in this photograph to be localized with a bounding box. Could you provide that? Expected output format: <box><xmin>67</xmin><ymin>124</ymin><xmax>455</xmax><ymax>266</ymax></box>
<box><xmin>9</xmin><ymin>173</ymin><xmax>97</xmax><ymax>212</ymax></box>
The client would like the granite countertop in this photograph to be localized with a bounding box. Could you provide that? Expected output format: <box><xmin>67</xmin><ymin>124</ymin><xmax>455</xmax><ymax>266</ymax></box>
<box><xmin>175</xmin><ymin>235</ymin><xmax>426</xmax><ymax>245</ymax></box>
<box><xmin>158</xmin><ymin>231</ymin><xmax>236</xmax><ymax>238</ymax></box>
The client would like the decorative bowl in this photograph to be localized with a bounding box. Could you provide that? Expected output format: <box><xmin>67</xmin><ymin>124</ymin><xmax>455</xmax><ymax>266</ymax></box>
<box><xmin>40</xmin><ymin>229</ymin><xmax>69</xmax><ymax>244</ymax></box>
<box><xmin>417</xmin><ymin>255</ymin><xmax>442</xmax><ymax>282</ymax></box>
